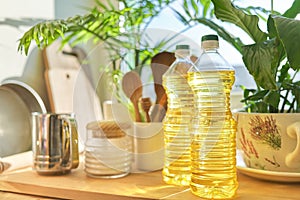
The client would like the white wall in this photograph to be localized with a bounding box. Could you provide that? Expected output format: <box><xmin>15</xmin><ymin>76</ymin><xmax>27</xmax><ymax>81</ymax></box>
<box><xmin>0</xmin><ymin>0</ymin><xmax>113</xmax><ymax>106</ymax></box>
<box><xmin>0</xmin><ymin>0</ymin><xmax>104</xmax><ymax>82</ymax></box>
<box><xmin>0</xmin><ymin>0</ymin><xmax>54</xmax><ymax>82</ymax></box>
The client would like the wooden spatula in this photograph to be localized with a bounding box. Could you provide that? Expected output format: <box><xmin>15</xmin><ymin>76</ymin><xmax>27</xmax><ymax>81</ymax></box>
<box><xmin>122</xmin><ymin>71</ymin><xmax>143</xmax><ymax>122</ymax></box>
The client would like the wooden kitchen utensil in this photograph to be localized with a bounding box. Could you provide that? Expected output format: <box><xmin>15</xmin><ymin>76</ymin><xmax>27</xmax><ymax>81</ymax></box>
<box><xmin>122</xmin><ymin>71</ymin><xmax>143</xmax><ymax>122</ymax></box>
<box><xmin>140</xmin><ymin>97</ymin><xmax>152</xmax><ymax>122</ymax></box>
<box><xmin>150</xmin><ymin>51</ymin><xmax>175</xmax><ymax>122</ymax></box>
<box><xmin>150</xmin><ymin>52</ymin><xmax>198</xmax><ymax>122</ymax></box>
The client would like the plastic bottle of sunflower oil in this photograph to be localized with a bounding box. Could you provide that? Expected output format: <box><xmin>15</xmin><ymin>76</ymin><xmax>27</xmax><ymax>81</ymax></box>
<box><xmin>187</xmin><ymin>35</ymin><xmax>238</xmax><ymax>199</ymax></box>
<box><xmin>162</xmin><ymin>45</ymin><xmax>195</xmax><ymax>186</ymax></box>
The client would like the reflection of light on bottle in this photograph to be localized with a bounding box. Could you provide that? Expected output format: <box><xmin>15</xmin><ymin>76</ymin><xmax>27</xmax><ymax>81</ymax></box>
<box><xmin>187</xmin><ymin>35</ymin><xmax>238</xmax><ymax>199</ymax></box>
<box><xmin>162</xmin><ymin>45</ymin><xmax>194</xmax><ymax>186</ymax></box>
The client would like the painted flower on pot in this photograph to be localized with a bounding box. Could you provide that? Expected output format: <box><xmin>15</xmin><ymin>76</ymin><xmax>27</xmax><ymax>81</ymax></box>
<box><xmin>249</xmin><ymin>116</ymin><xmax>281</xmax><ymax>150</ymax></box>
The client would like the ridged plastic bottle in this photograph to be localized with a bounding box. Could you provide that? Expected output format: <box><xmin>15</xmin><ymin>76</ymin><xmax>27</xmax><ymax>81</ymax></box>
<box><xmin>187</xmin><ymin>35</ymin><xmax>238</xmax><ymax>199</ymax></box>
<box><xmin>162</xmin><ymin>45</ymin><xmax>195</xmax><ymax>186</ymax></box>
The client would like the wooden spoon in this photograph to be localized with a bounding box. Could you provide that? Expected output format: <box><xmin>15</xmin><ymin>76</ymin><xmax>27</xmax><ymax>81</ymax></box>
<box><xmin>151</xmin><ymin>52</ymin><xmax>175</xmax><ymax>104</ymax></box>
<box><xmin>122</xmin><ymin>71</ymin><xmax>143</xmax><ymax>122</ymax></box>
<box><xmin>150</xmin><ymin>52</ymin><xmax>198</xmax><ymax>122</ymax></box>
<box><xmin>150</xmin><ymin>52</ymin><xmax>175</xmax><ymax>121</ymax></box>
<box><xmin>140</xmin><ymin>97</ymin><xmax>152</xmax><ymax>122</ymax></box>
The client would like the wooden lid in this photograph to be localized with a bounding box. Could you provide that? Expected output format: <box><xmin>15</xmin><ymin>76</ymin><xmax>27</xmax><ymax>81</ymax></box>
<box><xmin>86</xmin><ymin>121</ymin><xmax>131</xmax><ymax>138</ymax></box>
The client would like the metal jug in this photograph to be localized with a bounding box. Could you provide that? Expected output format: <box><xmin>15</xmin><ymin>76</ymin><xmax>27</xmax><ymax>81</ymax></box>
<box><xmin>31</xmin><ymin>112</ymin><xmax>79</xmax><ymax>175</ymax></box>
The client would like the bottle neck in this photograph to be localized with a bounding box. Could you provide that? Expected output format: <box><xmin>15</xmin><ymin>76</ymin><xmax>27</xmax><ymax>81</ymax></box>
<box><xmin>175</xmin><ymin>49</ymin><xmax>190</xmax><ymax>59</ymax></box>
<box><xmin>202</xmin><ymin>47</ymin><xmax>219</xmax><ymax>53</ymax></box>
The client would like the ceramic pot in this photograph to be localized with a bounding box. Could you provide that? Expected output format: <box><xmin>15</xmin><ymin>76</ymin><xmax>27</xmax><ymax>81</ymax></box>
<box><xmin>235</xmin><ymin>112</ymin><xmax>300</xmax><ymax>173</ymax></box>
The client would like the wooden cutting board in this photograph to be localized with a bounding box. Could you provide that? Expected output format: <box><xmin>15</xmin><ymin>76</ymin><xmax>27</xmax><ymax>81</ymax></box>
<box><xmin>0</xmin><ymin>164</ymin><xmax>188</xmax><ymax>200</ymax></box>
<box><xmin>1</xmin><ymin>164</ymin><xmax>300</xmax><ymax>200</ymax></box>
<box><xmin>43</xmin><ymin>41</ymin><xmax>103</xmax><ymax>150</ymax></box>
<box><xmin>43</xmin><ymin>40</ymin><xmax>80</xmax><ymax>113</ymax></box>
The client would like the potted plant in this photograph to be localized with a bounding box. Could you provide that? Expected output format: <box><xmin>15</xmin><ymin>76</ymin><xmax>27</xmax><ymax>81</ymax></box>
<box><xmin>16</xmin><ymin>0</ymin><xmax>182</xmax><ymax>121</ymax></box>
<box><xmin>208</xmin><ymin>0</ymin><xmax>300</xmax><ymax>113</ymax></box>
<box><xmin>18</xmin><ymin>1</ymin><xmax>170</xmax><ymax>95</ymax></box>
<box><xmin>206</xmin><ymin>0</ymin><xmax>300</xmax><ymax>172</ymax></box>
<box><xmin>16</xmin><ymin>0</ymin><xmax>223</xmax><ymax>122</ymax></box>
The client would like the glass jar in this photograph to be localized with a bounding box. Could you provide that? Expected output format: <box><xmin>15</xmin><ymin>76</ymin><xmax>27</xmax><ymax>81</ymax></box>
<box><xmin>84</xmin><ymin>121</ymin><xmax>132</xmax><ymax>178</ymax></box>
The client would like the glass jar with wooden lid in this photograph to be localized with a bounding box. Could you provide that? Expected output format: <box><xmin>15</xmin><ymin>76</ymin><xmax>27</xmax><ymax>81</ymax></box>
<box><xmin>84</xmin><ymin>121</ymin><xmax>132</xmax><ymax>178</ymax></box>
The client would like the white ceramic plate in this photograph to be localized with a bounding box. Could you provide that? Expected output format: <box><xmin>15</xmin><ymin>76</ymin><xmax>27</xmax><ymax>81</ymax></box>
<box><xmin>237</xmin><ymin>151</ymin><xmax>300</xmax><ymax>183</ymax></box>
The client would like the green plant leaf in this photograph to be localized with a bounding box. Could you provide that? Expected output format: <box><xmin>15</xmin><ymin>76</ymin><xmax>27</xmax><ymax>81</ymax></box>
<box><xmin>237</xmin><ymin>6</ymin><xmax>276</xmax><ymax>22</ymax></box>
<box><xmin>242</xmin><ymin>88</ymin><xmax>256</xmax><ymax>100</ymax></box>
<box><xmin>267</xmin><ymin>16</ymin><xmax>286</xmax><ymax>62</ymax></box>
<box><xmin>211</xmin><ymin>0</ymin><xmax>267</xmax><ymax>43</ymax></box>
<box><xmin>242</xmin><ymin>39</ymin><xmax>279</xmax><ymax>90</ymax></box>
<box><xmin>283</xmin><ymin>0</ymin><xmax>300</xmax><ymax>18</ymax></box>
<box><xmin>264</xmin><ymin>91</ymin><xmax>280</xmax><ymax>110</ymax></box>
<box><xmin>255</xmin><ymin>101</ymin><xmax>269</xmax><ymax>113</ymax></box>
<box><xmin>272</xmin><ymin>15</ymin><xmax>300</xmax><ymax>70</ymax></box>
<box><xmin>244</xmin><ymin>101</ymin><xmax>268</xmax><ymax>113</ymax></box>
<box><xmin>242</xmin><ymin>90</ymin><xmax>269</xmax><ymax>102</ymax></box>
<box><xmin>292</xmin><ymin>81</ymin><xmax>300</xmax><ymax>112</ymax></box>
<box><xmin>190</xmin><ymin>0</ymin><xmax>199</xmax><ymax>17</ymax></box>
<box><xmin>199</xmin><ymin>0</ymin><xmax>212</xmax><ymax>17</ymax></box>
<box><xmin>193</xmin><ymin>18</ymin><xmax>244</xmax><ymax>53</ymax></box>
<box><xmin>278</xmin><ymin>63</ymin><xmax>290</xmax><ymax>83</ymax></box>
<box><xmin>267</xmin><ymin>15</ymin><xmax>277</xmax><ymax>39</ymax></box>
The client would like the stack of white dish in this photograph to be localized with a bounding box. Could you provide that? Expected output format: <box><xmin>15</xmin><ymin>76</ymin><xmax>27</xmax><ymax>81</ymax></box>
<box><xmin>0</xmin><ymin>80</ymin><xmax>46</xmax><ymax>157</ymax></box>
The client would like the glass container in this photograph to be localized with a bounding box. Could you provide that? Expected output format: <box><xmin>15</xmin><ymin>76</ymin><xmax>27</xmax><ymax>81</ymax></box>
<box><xmin>84</xmin><ymin>121</ymin><xmax>132</xmax><ymax>178</ymax></box>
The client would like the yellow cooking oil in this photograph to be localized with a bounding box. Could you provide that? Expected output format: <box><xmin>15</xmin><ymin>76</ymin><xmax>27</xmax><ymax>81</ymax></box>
<box><xmin>187</xmin><ymin>69</ymin><xmax>238</xmax><ymax>199</ymax></box>
<box><xmin>162</xmin><ymin>45</ymin><xmax>194</xmax><ymax>186</ymax></box>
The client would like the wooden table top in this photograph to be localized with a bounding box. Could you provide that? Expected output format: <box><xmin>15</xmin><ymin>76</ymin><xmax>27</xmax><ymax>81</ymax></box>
<box><xmin>0</xmin><ymin>163</ymin><xmax>299</xmax><ymax>200</ymax></box>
